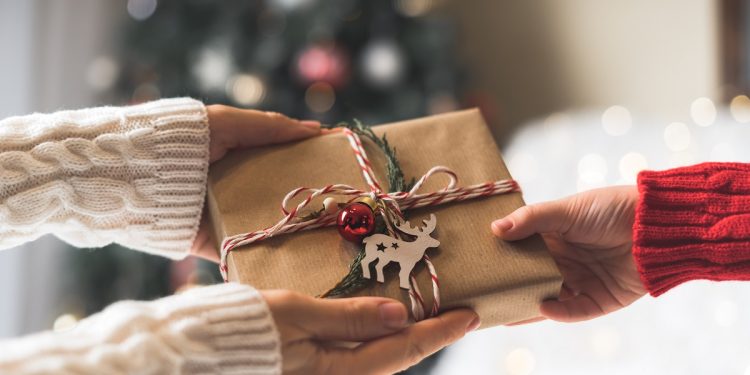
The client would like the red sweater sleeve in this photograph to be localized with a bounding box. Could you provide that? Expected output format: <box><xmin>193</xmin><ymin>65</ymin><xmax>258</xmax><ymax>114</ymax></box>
<box><xmin>633</xmin><ymin>162</ymin><xmax>750</xmax><ymax>296</ymax></box>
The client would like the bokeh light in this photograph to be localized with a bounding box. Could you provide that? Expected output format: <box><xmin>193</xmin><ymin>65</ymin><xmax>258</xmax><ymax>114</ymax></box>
<box><xmin>730</xmin><ymin>95</ymin><xmax>750</xmax><ymax>123</ymax></box>
<box><xmin>191</xmin><ymin>47</ymin><xmax>232</xmax><ymax>92</ymax></box>
<box><xmin>663</xmin><ymin>122</ymin><xmax>691</xmax><ymax>151</ymax></box>
<box><xmin>601</xmin><ymin>105</ymin><xmax>632</xmax><ymax>136</ymax></box>
<box><xmin>361</xmin><ymin>41</ymin><xmax>404</xmax><ymax>87</ymax></box>
<box><xmin>296</xmin><ymin>45</ymin><xmax>348</xmax><ymax>87</ymax></box>
<box><xmin>227</xmin><ymin>74</ymin><xmax>266</xmax><ymax>107</ymax></box>
<box><xmin>86</xmin><ymin>56</ymin><xmax>119</xmax><ymax>92</ymax></box>
<box><xmin>305</xmin><ymin>82</ymin><xmax>336</xmax><ymax>113</ymax></box>
<box><xmin>690</xmin><ymin>97</ymin><xmax>716</xmax><ymax>127</ymax></box>
<box><xmin>127</xmin><ymin>0</ymin><xmax>157</xmax><ymax>21</ymax></box>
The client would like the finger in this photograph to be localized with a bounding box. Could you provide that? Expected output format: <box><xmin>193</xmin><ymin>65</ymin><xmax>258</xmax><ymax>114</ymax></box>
<box><xmin>331</xmin><ymin>309</ymin><xmax>479</xmax><ymax>375</ymax></box>
<box><xmin>491</xmin><ymin>200</ymin><xmax>571</xmax><ymax>241</ymax></box>
<box><xmin>539</xmin><ymin>294</ymin><xmax>606</xmax><ymax>322</ymax></box>
<box><xmin>300</xmin><ymin>296</ymin><xmax>410</xmax><ymax>341</ymax></box>
<box><xmin>228</xmin><ymin>109</ymin><xmax>321</xmax><ymax>148</ymax></box>
<box><xmin>504</xmin><ymin>316</ymin><xmax>546</xmax><ymax>326</ymax></box>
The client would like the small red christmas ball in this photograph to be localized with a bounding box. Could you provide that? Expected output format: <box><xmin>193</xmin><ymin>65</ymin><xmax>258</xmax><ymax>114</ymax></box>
<box><xmin>336</xmin><ymin>202</ymin><xmax>376</xmax><ymax>242</ymax></box>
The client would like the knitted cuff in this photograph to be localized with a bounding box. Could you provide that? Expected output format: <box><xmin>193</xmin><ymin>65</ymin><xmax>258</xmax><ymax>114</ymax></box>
<box><xmin>165</xmin><ymin>283</ymin><xmax>281</xmax><ymax>374</ymax></box>
<box><xmin>114</xmin><ymin>98</ymin><xmax>210</xmax><ymax>258</ymax></box>
<box><xmin>633</xmin><ymin>162</ymin><xmax>750</xmax><ymax>296</ymax></box>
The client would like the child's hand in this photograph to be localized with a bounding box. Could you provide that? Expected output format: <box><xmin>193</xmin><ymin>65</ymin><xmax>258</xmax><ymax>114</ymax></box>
<box><xmin>190</xmin><ymin>106</ymin><xmax>321</xmax><ymax>261</ymax></box>
<box><xmin>262</xmin><ymin>290</ymin><xmax>479</xmax><ymax>375</ymax></box>
<box><xmin>492</xmin><ymin>186</ymin><xmax>647</xmax><ymax>323</ymax></box>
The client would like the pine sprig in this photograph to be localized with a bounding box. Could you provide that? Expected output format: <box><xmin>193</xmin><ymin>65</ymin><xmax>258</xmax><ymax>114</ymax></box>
<box><xmin>318</xmin><ymin>120</ymin><xmax>412</xmax><ymax>298</ymax></box>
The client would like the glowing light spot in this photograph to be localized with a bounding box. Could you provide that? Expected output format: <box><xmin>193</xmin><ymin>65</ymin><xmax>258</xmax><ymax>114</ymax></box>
<box><xmin>53</xmin><ymin>314</ymin><xmax>78</xmax><ymax>332</ymax></box>
<box><xmin>504</xmin><ymin>348</ymin><xmax>535</xmax><ymax>375</ymax></box>
<box><xmin>227</xmin><ymin>74</ymin><xmax>266</xmax><ymax>106</ymax></box>
<box><xmin>663</xmin><ymin>122</ymin><xmax>691</xmax><ymax>151</ymax></box>
<box><xmin>730</xmin><ymin>95</ymin><xmax>750</xmax><ymax>123</ymax></box>
<box><xmin>361</xmin><ymin>41</ymin><xmax>404</xmax><ymax>87</ymax></box>
<box><xmin>601</xmin><ymin>105</ymin><xmax>632</xmax><ymax>136</ymax></box>
<box><xmin>192</xmin><ymin>47</ymin><xmax>232</xmax><ymax>91</ymax></box>
<box><xmin>127</xmin><ymin>0</ymin><xmax>157</xmax><ymax>21</ymax></box>
<box><xmin>305</xmin><ymin>82</ymin><xmax>336</xmax><ymax>113</ymax></box>
<box><xmin>618</xmin><ymin>152</ymin><xmax>648</xmax><ymax>184</ymax></box>
<box><xmin>690</xmin><ymin>97</ymin><xmax>716</xmax><ymax>127</ymax></box>
<box><xmin>86</xmin><ymin>56</ymin><xmax>119</xmax><ymax>92</ymax></box>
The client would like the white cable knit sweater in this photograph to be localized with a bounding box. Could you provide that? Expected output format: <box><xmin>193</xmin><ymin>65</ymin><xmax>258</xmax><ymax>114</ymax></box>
<box><xmin>0</xmin><ymin>98</ymin><xmax>281</xmax><ymax>374</ymax></box>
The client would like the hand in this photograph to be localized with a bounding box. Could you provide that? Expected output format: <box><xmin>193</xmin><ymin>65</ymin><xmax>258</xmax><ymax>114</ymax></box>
<box><xmin>190</xmin><ymin>105</ymin><xmax>322</xmax><ymax>261</ymax></box>
<box><xmin>492</xmin><ymin>186</ymin><xmax>647</xmax><ymax>323</ymax></box>
<box><xmin>262</xmin><ymin>290</ymin><xmax>480</xmax><ymax>375</ymax></box>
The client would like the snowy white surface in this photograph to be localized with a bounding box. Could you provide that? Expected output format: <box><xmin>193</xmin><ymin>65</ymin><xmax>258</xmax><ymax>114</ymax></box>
<box><xmin>434</xmin><ymin>104</ymin><xmax>750</xmax><ymax>375</ymax></box>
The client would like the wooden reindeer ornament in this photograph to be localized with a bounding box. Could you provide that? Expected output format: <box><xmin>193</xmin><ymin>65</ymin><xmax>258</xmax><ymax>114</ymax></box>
<box><xmin>361</xmin><ymin>214</ymin><xmax>440</xmax><ymax>290</ymax></box>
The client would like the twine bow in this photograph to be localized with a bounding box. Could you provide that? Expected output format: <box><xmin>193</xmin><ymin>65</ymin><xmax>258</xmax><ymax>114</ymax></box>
<box><xmin>220</xmin><ymin>127</ymin><xmax>519</xmax><ymax>320</ymax></box>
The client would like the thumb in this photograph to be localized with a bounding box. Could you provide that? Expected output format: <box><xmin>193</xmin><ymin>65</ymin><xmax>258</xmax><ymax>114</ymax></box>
<box><xmin>336</xmin><ymin>308</ymin><xmax>479</xmax><ymax>374</ymax></box>
<box><xmin>491</xmin><ymin>200</ymin><xmax>571</xmax><ymax>241</ymax></box>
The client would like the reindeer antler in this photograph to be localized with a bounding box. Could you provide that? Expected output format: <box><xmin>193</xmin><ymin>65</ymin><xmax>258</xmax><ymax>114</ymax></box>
<box><xmin>420</xmin><ymin>214</ymin><xmax>437</xmax><ymax>234</ymax></box>
<box><xmin>396</xmin><ymin>214</ymin><xmax>438</xmax><ymax>236</ymax></box>
<box><xmin>396</xmin><ymin>219</ymin><xmax>423</xmax><ymax>237</ymax></box>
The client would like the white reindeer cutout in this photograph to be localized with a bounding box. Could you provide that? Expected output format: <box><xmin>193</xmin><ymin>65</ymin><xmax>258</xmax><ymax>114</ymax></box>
<box><xmin>361</xmin><ymin>214</ymin><xmax>440</xmax><ymax>290</ymax></box>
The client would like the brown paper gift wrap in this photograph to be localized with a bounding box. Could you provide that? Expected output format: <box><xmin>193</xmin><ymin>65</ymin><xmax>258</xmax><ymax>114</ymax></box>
<box><xmin>206</xmin><ymin>109</ymin><xmax>562</xmax><ymax>328</ymax></box>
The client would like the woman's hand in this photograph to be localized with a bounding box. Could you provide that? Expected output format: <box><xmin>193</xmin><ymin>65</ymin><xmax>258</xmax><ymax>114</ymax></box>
<box><xmin>262</xmin><ymin>290</ymin><xmax>480</xmax><ymax>375</ymax></box>
<box><xmin>190</xmin><ymin>105</ymin><xmax>322</xmax><ymax>261</ymax></box>
<box><xmin>492</xmin><ymin>186</ymin><xmax>647</xmax><ymax>323</ymax></box>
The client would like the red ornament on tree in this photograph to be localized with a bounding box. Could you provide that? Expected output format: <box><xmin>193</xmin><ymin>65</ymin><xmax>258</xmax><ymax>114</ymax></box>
<box><xmin>336</xmin><ymin>198</ymin><xmax>377</xmax><ymax>242</ymax></box>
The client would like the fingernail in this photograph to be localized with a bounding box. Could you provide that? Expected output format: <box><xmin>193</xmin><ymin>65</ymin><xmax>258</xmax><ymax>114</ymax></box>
<box><xmin>491</xmin><ymin>219</ymin><xmax>512</xmax><ymax>233</ymax></box>
<box><xmin>466</xmin><ymin>316</ymin><xmax>481</xmax><ymax>332</ymax></box>
<box><xmin>300</xmin><ymin>120</ymin><xmax>321</xmax><ymax>129</ymax></box>
<box><xmin>379</xmin><ymin>302</ymin><xmax>407</xmax><ymax>329</ymax></box>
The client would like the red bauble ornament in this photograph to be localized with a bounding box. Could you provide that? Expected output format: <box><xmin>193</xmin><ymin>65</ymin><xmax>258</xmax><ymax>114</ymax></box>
<box><xmin>336</xmin><ymin>202</ymin><xmax>376</xmax><ymax>242</ymax></box>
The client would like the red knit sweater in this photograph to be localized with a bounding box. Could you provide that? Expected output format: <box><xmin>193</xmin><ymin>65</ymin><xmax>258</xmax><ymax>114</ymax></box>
<box><xmin>633</xmin><ymin>162</ymin><xmax>750</xmax><ymax>296</ymax></box>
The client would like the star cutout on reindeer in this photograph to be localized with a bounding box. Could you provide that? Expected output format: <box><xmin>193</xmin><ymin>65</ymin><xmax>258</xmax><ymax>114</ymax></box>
<box><xmin>361</xmin><ymin>214</ymin><xmax>440</xmax><ymax>290</ymax></box>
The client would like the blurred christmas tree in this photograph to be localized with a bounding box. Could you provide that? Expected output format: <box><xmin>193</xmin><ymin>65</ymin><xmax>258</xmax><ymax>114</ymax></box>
<box><xmin>112</xmin><ymin>0</ymin><xmax>465</xmax><ymax>123</ymax></box>
<box><xmin>68</xmin><ymin>0</ymin><xmax>466</xmax><ymax>372</ymax></box>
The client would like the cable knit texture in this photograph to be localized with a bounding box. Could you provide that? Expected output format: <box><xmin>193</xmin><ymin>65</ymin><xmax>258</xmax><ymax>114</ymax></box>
<box><xmin>633</xmin><ymin>162</ymin><xmax>750</xmax><ymax>296</ymax></box>
<box><xmin>0</xmin><ymin>98</ymin><xmax>210</xmax><ymax>259</ymax></box>
<box><xmin>0</xmin><ymin>283</ymin><xmax>282</xmax><ymax>375</ymax></box>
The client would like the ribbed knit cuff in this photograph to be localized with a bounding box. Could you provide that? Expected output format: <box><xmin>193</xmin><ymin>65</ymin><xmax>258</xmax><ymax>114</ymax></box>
<box><xmin>115</xmin><ymin>98</ymin><xmax>210</xmax><ymax>259</ymax></box>
<box><xmin>169</xmin><ymin>283</ymin><xmax>282</xmax><ymax>374</ymax></box>
<box><xmin>633</xmin><ymin>162</ymin><xmax>750</xmax><ymax>296</ymax></box>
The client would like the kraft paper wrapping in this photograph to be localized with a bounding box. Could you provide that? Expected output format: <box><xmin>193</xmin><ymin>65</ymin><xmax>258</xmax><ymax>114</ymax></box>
<box><xmin>206</xmin><ymin>109</ymin><xmax>562</xmax><ymax>328</ymax></box>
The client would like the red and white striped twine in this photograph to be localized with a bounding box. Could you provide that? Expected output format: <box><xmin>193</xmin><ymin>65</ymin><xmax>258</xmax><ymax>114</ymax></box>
<box><xmin>220</xmin><ymin>127</ymin><xmax>519</xmax><ymax>320</ymax></box>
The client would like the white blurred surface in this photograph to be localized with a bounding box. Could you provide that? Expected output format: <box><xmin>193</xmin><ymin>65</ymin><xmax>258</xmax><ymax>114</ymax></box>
<box><xmin>434</xmin><ymin>104</ymin><xmax>750</xmax><ymax>374</ymax></box>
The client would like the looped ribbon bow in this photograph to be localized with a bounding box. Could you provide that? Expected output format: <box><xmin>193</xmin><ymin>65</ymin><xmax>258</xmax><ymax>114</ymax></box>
<box><xmin>220</xmin><ymin>127</ymin><xmax>519</xmax><ymax>320</ymax></box>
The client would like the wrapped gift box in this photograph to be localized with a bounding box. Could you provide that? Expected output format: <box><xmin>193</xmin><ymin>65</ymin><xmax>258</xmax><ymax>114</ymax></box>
<box><xmin>206</xmin><ymin>109</ymin><xmax>562</xmax><ymax>327</ymax></box>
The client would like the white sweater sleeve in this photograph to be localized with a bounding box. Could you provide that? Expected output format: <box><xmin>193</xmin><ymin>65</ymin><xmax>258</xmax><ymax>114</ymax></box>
<box><xmin>0</xmin><ymin>283</ymin><xmax>282</xmax><ymax>375</ymax></box>
<box><xmin>0</xmin><ymin>97</ymin><xmax>210</xmax><ymax>259</ymax></box>
<box><xmin>0</xmin><ymin>99</ymin><xmax>283</xmax><ymax>374</ymax></box>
